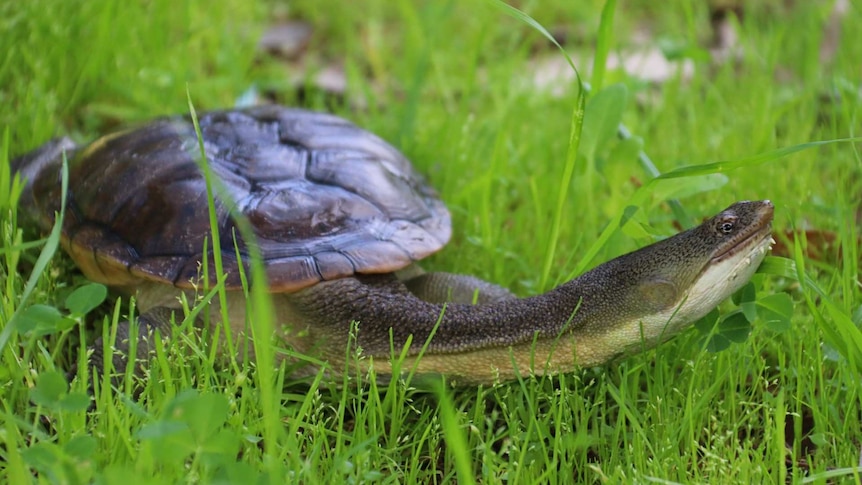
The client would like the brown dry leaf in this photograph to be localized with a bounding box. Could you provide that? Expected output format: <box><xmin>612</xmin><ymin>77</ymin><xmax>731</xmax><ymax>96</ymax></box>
<box><xmin>770</xmin><ymin>229</ymin><xmax>844</xmax><ymax>262</ymax></box>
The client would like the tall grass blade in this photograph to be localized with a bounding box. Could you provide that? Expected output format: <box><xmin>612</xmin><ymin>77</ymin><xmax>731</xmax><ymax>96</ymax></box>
<box><xmin>591</xmin><ymin>0</ymin><xmax>617</xmax><ymax>91</ymax></box>
<box><xmin>1</xmin><ymin>151</ymin><xmax>68</xmax><ymax>352</ymax></box>
<box><xmin>185</xmin><ymin>92</ymin><xmax>284</xmax><ymax>461</ymax></box>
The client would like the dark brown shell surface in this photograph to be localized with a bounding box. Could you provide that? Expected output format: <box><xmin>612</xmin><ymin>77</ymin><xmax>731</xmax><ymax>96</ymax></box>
<box><xmin>30</xmin><ymin>106</ymin><xmax>451</xmax><ymax>291</ymax></box>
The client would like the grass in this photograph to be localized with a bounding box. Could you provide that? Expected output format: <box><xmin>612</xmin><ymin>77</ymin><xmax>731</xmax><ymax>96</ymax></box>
<box><xmin>2</xmin><ymin>0</ymin><xmax>861</xmax><ymax>483</ymax></box>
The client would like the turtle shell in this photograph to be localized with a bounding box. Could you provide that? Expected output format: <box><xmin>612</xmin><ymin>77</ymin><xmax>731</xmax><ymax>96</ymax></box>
<box><xmin>29</xmin><ymin>106</ymin><xmax>451</xmax><ymax>291</ymax></box>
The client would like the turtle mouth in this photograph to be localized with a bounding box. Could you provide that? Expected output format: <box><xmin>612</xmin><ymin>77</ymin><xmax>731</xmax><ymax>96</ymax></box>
<box><xmin>710</xmin><ymin>204</ymin><xmax>775</xmax><ymax>264</ymax></box>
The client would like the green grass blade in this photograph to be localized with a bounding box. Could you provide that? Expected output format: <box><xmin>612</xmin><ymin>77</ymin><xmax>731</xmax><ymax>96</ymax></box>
<box><xmin>489</xmin><ymin>0</ymin><xmax>577</xmax><ymax>71</ymax></box>
<box><xmin>185</xmin><ymin>92</ymin><xmax>284</xmax><ymax>463</ymax></box>
<box><xmin>490</xmin><ymin>0</ymin><xmax>587</xmax><ymax>290</ymax></box>
<box><xmin>1</xmin><ymin>151</ymin><xmax>68</xmax><ymax>353</ymax></box>
<box><xmin>591</xmin><ymin>0</ymin><xmax>618</xmax><ymax>91</ymax></box>
<box><xmin>572</xmin><ymin>136</ymin><xmax>862</xmax><ymax>276</ymax></box>
<box><xmin>656</xmin><ymin>138</ymin><xmax>862</xmax><ymax>180</ymax></box>
<box><xmin>434</xmin><ymin>380</ymin><xmax>476</xmax><ymax>484</ymax></box>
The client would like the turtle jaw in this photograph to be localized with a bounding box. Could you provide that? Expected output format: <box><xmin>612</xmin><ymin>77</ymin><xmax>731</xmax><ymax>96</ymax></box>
<box><xmin>677</xmin><ymin>225</ymin><xmax>774</xmax><ymax>326</ymax></box>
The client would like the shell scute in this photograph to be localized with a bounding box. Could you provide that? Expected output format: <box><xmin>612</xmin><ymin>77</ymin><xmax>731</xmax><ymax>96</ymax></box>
<box><xmin>28</xmin><ymin>106</ymin><xmax>451</xmax><ymax>291</ymax></box>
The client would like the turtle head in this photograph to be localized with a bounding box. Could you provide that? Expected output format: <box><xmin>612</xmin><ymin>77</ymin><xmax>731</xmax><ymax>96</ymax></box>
<box><xmin>664</xmin><ymin>199</ymin><xmax>775</xmax><ymax>324</ymax></box>
<box><xmin>582</xmin><ymin>200</ymin><xmax>775</xmax><ymax>354</ymax></box>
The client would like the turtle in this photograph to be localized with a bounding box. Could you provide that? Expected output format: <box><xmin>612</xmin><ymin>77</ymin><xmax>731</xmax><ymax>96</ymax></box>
<box><xmin>11</xmin><ymin>105</ymin><xmax>775</xmax><ymax>384</ymax></box>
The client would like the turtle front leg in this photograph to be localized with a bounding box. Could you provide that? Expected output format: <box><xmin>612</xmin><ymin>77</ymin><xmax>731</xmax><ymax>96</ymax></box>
<box><xmin>402</xmin><ymin>272</ymin><xmax>517</xmax><ymax>304</ymax></box>
<box><xmin>88</xmin><ymin>307</ymin><xmax>176</xmax><ymax>380</ymax></box>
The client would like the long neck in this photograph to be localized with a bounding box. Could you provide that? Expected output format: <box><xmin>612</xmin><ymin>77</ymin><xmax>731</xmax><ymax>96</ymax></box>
<box><xmin>295</xmin><ymin>271</ymin><xmax>655</xmax><ymax>382</ymax></box>
<box><xmin>383</xmin><ymin>279</ymin><xmax>590</xmax><ymax>353</ymax></box>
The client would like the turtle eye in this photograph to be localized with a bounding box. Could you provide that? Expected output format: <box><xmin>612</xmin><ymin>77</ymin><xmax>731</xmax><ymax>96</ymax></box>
<box><xmin>716</xmin><ymin>217</ymin><xmax>737</xmax><ymax>234</ymax></box>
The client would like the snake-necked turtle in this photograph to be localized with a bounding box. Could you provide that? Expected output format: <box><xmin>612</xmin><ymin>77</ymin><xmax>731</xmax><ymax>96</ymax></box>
<box><xmin>12</xmin><ymin>105</ymin><xmax>774</xmax><ymax>383</ymax></box>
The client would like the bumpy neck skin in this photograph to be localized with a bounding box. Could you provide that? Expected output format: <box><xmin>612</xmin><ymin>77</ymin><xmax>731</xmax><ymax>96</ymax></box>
<box><xmin>296</xmin><ymin>201</ymin><xmax>773</xmax><ymax>381</ymax></box>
